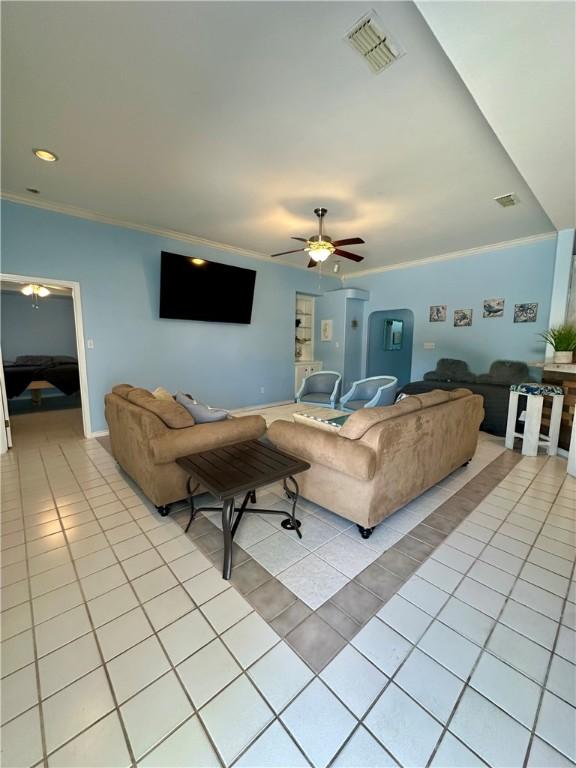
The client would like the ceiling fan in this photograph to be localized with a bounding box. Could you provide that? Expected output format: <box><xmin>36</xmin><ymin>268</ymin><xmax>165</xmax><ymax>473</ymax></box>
<box><xmin>270</xmin><ymin>208</ymin><xmax>365</xmax><ymax>268</ymax></box>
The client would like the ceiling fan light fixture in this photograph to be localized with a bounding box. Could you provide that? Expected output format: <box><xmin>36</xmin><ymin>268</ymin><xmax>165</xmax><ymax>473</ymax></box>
<box><xmin>306</xmin><ymin>241</ymin><xmax>335</xmax><ymax>262</ymax></box>
<box><xmin>20</xmin><ymin>283</ymin><xmax>50</xmax><ymax>298</ymax></box>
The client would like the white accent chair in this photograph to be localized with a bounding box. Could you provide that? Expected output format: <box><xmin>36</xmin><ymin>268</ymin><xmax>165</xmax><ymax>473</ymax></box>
<box><xmin>340</xmin><ymin>376</ymin><xmax>398</xmax><ymax>412</ymax></box>
<box><xmin>505</xmin><ymin>383</ymin><xmax>564</xmax><ymax>457</ymax></box>
<box><xmin>296</xmin><ymin>371</ymin><xmax>342</xmax><ymax>409</ymax></box>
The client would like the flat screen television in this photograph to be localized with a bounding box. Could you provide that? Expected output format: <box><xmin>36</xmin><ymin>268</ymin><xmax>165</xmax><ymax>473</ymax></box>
<box><xmin>159</xmin><ymin>251</ymin><xmax>256</xmax><ymax>324</ymax></box>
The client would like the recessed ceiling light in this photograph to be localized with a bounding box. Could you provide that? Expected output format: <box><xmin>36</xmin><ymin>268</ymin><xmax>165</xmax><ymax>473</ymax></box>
<box><xmin>26</xmin><ymin>187</ymin><xmax>40</xmax><ymax>194</ymax></box>
<box><xmin>191</xmin><ymin>258</ymin><xmax>206</xmax><ymax>266</ymax></box>
<box><xmin>33</xmin><ymin>148</ymin><xmax>58</xmax><ymax>162</ymax></box>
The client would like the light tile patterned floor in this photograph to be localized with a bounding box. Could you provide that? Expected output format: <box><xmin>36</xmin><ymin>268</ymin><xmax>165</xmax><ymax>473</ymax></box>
<box><xmin>1</xmin><ymin>419</ymin><xmax>575</xmax><ymax>767</ymax></box>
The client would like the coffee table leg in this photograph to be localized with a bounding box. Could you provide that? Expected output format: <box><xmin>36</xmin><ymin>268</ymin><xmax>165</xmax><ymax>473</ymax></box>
<box><xmin>185</xmin><ymin>479</ymin><xmax>200</xmax><ymax>533</ymax></box>
<box><xmin>222</xmin><ymin>497</ymin><xmax>235</xmax><ymax>580</ymax></box>
<box><xmin>281</xmin><ymin>476</ymin><xmax>303</xmax><ymax>539</ymax></box>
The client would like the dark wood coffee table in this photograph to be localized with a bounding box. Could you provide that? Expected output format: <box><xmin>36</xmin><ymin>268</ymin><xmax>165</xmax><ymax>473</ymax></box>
<box><xmin>176</xmin><ymin>440</ymin><xmax>310</xmax><ymax>579</ymax></box>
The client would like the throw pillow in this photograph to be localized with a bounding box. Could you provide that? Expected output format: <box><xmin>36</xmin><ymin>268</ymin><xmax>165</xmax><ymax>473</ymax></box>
<box><xmin>152</xmin><ymin>386</ymin><xmax>174</xmax><ymax>401</ymax></box>
<box><xmin>175</xmin><ymin>392</ymin><xmax>229</xmax><ymax>423</ymax></box>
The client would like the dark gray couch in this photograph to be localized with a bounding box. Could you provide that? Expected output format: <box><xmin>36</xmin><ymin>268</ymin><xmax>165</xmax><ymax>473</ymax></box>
<box><xmin>400</xmin><ymin>359</ymin><xmax>536</xmax><ymax>436</ymax></box>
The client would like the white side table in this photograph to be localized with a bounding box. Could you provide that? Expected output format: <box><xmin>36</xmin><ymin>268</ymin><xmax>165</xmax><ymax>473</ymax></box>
<box><xmin>505</xmin><ymin>383</ymin><xmax>565</xmax><ymax>457</ymax></box>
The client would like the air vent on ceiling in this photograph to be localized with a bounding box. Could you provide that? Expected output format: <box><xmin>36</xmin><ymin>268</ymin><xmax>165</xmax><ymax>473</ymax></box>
<box><xmin>494</xmin><ymin>193</ymin><xmax>519</xmax><ymax>208</ymax></box>
<box><xmin>347</xmin><ymin>12</ymin><xmax>403</xmax><ymax>74</ymax></box>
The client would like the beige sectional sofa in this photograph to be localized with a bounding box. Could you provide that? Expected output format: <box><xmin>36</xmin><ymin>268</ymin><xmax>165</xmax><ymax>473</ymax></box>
<box><xmin>104</xmin><ymin>385</ymin><xmax>266</xmax><ymax>513</ymax></box>
<box><xmin>267</xmin><ymin>388</ymin><xmax>484</xmax><ymax>537</ymax></box>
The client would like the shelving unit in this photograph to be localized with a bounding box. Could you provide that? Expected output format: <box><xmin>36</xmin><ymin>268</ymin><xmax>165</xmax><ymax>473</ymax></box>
<box><xmin>294</xmin><ymin>294</ymin><xmax>322</xmax><ymax>395</ymax></box>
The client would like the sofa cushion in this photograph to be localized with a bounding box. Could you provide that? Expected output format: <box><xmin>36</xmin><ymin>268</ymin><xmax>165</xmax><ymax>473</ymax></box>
<box><xmin>477</xmin><ymin>360</ymin><xmax>532</xmax><ymax>385</ymax></box>
<box><xmin>112</xmin><ymin>384</ymin><xmax>134</xmax><ymax>399</ymax></box>
<box><xmin>423</xmin><ymin>358</ymin><xmax>476</xmax><ymax>383</ymax></box>
<box><xmin>127</xmin><ymin>388</ymin><xmax>195</xmax><ymax>429</ymax></box>
<box><xmin>300</xmin><ymin>393</ymin><xmax>332</xmax><ymax>404</ymax></box>
<box><xmin>340</xmin><ymin>398</ymin><xmax>422</xmax><ymax>440</ymax></box>
<box><xmin>175</xmin><ymin>392</ymin><xmax>229</xmax><ymax>423</ymax></box>
<box><xmin>412</xmin><ymin>390</ymin><xmax>452</xmax><ymax>409</ymax></box>
<box><xmin>152</xmin><ymin>386</ymin><xmax>174</xmax><ymax>401</ymax></box>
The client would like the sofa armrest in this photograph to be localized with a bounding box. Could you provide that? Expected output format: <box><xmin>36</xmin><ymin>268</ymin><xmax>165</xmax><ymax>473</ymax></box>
<box><xmin>150</xmin><ymin>415</ymin><xmax>266</xmax><ymax>464</ymax></box>
<box><xmin>267</xmin><ymin>420</ymin><xmax>376</xmax><ymax>481</ymax></box>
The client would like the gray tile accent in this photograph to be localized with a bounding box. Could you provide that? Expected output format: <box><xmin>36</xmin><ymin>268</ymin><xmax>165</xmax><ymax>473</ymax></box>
<box><xmin>270</xmin><ymin>600</ymin><xmax>312</xmax><ymax>638</ymax></box>
<box><xmin>330</xmin><ymin>581</ymin><xmax>383</xmax><ymax>626</ymax></box>
<box><xmin>285</xmin><ymin>614</ymin><xmax>348</xmax><ymax>673</ymax></box>
<box><xmin>183</xmin><ymin>448</ymin><xmax>523</xmax><ymax>672</ymax></box>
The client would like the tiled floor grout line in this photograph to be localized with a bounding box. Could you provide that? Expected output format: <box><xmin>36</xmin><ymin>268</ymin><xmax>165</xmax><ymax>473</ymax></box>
<box><xmin>54</xmin><ymin>443</ymin><xmax>231</xmax><ymax>768</ymax></box>
<box><xmin>422</xmin><ymin>458</ymin><xmax>566</xmax><ymax>766</ymax></box>
<box><xmin>15</xmin><ymin>458</ymin><xmax>50</xmax><ymax>768</ymax></box>
<box><xmin>427</xmin><ymin>465</ymin><xmax>572</xmax><ymax>765</ymax></box>
<box><xmin>36</xmin><ymin>445</ymin><xmax>139</xmax><ymax>767</ymax></box>
<box><xmin>3</xmin><ymin>437</ymin><xmax>573</xmax><ymax>767</ymax></box>
<box><xmin>327</xmin><ymin>456</ymin><xmax>570</xmax><ymax>767</ymax></box>
<box><xmin>523</xmin><ymin>542</ymin><xmax>576</xmax><ymax>765</ymax></box>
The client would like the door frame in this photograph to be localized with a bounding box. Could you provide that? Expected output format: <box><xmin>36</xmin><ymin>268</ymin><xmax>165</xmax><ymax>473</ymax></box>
<box><xmin>0</xmin><ymin>272</ymin><xmax>92</xmax><ymax>438</ymax></box>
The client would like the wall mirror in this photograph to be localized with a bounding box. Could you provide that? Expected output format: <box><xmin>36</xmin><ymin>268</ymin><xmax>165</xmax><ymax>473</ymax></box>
<box><xmin>384</xmin><ymin>319</ymin><xmax>403</xmax><ymax>351</ymax></box>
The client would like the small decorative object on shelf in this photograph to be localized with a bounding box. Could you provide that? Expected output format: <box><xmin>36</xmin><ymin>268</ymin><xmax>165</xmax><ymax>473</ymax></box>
<box><xmin>538</xmin><ymin>324</ymin><xmax>576</xmax><ymax>364</ymax></box>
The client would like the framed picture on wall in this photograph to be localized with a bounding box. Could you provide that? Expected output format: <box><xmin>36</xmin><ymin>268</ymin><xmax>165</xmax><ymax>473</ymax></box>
<box><xmin>320</xmin><ymin>319</ymin><xmax>333</xmax><ymax>341</ymax></box>
<box><xmin>514</xmin><ymin>303</ymin><xmax>538</xmax><ymax>323</ymax></box>
<box><xmin>454</xmin><ymin>309</ymin><xmax>473</xmax><ymax>327</ymax></box>
<box><xmin>483</xmin><ymin>298</ymin><xmax>504</xmax><ymax>318</ymax></box>
<box><xmin>429</xmin><ymin>305</ymin><xmax>446</xmax><ymax>322</ymax></box>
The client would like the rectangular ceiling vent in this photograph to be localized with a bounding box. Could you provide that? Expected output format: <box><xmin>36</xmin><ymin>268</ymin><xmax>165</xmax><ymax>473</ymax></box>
<box><xmin>347</xmin><ymin>12</ymin><xmax>403</xmax><ymax>74</ymax></box>
<box><xmin>494</xmin><ymin>193</ymin><xmax>519</xmax><ymax>208</ymax></box>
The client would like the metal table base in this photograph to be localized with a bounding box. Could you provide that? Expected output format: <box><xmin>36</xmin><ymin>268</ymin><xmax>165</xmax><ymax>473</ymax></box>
<box><xmin>185</xmin><ymin>476</ymin><xmax>302</xmax><ymax>579</ymax></box>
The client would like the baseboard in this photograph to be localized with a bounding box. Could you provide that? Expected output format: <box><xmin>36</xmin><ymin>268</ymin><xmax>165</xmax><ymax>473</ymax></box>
<box><xmin>232</xmin><ymin>400</ymin><xmax>294</xmax><ymax>412</ymax></box>
<box><xmin>89</xmin><ymin>429</ymin><xmax>109</xmax><ymax>438</ymax></box>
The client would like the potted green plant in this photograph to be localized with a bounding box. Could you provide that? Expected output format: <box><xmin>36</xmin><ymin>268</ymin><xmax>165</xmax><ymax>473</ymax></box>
<box><xmin>539</xmin><ymin>324</ymin><xmax>576</xmax><ymax>364</ymax></box>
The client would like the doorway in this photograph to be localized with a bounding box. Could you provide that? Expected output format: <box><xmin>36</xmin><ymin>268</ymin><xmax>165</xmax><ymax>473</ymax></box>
<box><xmin>0</xmin><ymin>273</ymin><xmax>91</xmax><ymax>450</ymax></box>
<box><xmin>366</xmin><ymin>309</ymin><xmax>414</xmax><ymax>388</ymax></box>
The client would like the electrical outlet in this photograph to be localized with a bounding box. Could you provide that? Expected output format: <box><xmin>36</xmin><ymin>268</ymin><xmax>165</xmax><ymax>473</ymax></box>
<box><xmin>87</xmin><ymin>339</ymin><xmax>94</xmax><ymax>349</ymax></box>
<box><xmin>423</xmin><ymin>342</ymin><xmax>435</xmax><ymax>350</ymax></box>
<box><xmin>259</xmin><ymin>387</ymin><xmax>265</xmax><ymax>394</ymax></box>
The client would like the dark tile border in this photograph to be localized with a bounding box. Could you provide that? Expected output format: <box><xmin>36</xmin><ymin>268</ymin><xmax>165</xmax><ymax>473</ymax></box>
<box><xmin>184</xmin><ymin>449</ymin><xmax>523</xmax><ymax>672</ymax></box>
<box><xmin>98</xmin><ymin>433</ymin><xmax>523</xmax><ymax>672</ymax></box>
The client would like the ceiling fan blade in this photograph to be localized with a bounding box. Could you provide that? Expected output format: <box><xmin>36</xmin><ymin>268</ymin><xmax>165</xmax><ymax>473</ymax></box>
<box><xmin>333</xmin><ymin>248</ymin><xmax>364</xmax><ymax>262</ymax></box>
<box><xmin>307</xmin><ymin>259</ymin><xmax>317</xmax><ymax>268</ymax></box>
<box><xmin>331</xmin><ymin>237</ymin><xmax>365</xmax><ymax>247</ymax></box>
<box><xmin>291</xmin><ymin>237</ymin><xmax>309</xmax><ymax>242</ymax></box>
<box><xmin>270</xmin><ymin>248</ymin><xmax>305</xmax><ymax>257</ymax></box>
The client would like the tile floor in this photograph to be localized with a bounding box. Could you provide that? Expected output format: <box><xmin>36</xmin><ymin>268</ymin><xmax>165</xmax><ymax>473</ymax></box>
<box><xmin>1</xmin><ymin>416</ymin><xmax>575</xmax><ymax>767</ymax></box>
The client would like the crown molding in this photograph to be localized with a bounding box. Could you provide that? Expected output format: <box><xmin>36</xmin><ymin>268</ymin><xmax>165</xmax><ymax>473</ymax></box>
<box><xmin>0</xmin><ymin>191</ymin><xmax>311</xmax><ymax>270</ymax></box>
<box><xmin>341</xmin><ymin>231</ymin><xmax>558</xmax><ymax>280</ymax></box>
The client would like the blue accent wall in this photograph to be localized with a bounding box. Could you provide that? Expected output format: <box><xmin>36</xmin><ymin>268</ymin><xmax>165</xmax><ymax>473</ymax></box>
<box><xmin>1</xmin><ymin>201</ymin><xmax>340</xmax><ymax>432</ymax></box>
<box><xmin>1</xmin><ymin>291</ymin><xmax>77</xmax><ymax>361</ymax></box>
<box><xmin>346</xmin><ymin>236</ymin><xmax>558</xmax><ymax>381</ymax></box>
<box><xmin>366</xmin><ymin>309</ymin><xmax>414</xmax><ymax>388</ymax></box>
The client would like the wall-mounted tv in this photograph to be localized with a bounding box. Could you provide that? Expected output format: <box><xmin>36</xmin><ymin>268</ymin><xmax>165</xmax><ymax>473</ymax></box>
<box><xmin>159</xmin><ymin>251</ymin><xmax>256</xmax><ymax>324</ymax></box>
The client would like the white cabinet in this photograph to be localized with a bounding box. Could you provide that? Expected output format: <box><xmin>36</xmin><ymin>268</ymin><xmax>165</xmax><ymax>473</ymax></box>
<box><xmin>295</xmin><ymin>362</ymin><xmax>323</xmax><ymax>396</ymax></box>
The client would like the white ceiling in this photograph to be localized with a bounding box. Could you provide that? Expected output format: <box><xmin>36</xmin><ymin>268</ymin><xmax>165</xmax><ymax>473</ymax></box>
<box><xmin>417</xmin><ymin>0</ymin><xmax>575</xmax><ymax>233</ymax></box>
<box><xmin>1</xmin><ymin>2</ymin><xmax>560</xmax><ymax>273</ymax></box>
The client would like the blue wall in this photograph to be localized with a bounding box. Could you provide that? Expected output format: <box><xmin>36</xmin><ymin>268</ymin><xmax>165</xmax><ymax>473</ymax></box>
<box><xmin>1</xmin><ymin>291</ymin><xmax>77</xmax><ymax>361</ymax></box>
<box><xmin>1</xmin><ymin>201</ymin><xmax>340</xmax><ymax>432</ymax></box>
<box><xmin>345</xmin><ymin>236</ymin><xmax>558</xmax><ymax>381</ymax></box>
<box><xmin>366</xmin><ymin>309</ymin><xmax>414</xmax><ymax>388</ymax></box>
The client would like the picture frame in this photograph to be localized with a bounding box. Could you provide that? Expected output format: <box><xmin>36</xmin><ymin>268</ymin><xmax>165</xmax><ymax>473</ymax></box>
<box><xmin>483</xmin><ymin>298</ymin><xmax>504</xmax><ymax>318</ymax></box>
<box><xmin>454</xmin><ymin>309</ymin><xmax>473</xmax><ymax>327</ymax></box>
<box><xmin>514</xmin><ymin>303</ymin><xmax>538</xmax><ymax>323</ymax></box>
<box><xmin>429</xmin><ymin>305</ymin><xmax>447</xmax><ymax>322</ymax></box>
<box><xmin>320</xmin><ymin>319</ymin><xmax>333</xmax><ymax>341</ymax></box>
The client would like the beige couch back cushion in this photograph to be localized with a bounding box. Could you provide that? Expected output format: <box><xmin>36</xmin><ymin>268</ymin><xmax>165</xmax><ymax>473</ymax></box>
<box><xmin>126</xmin><ymin>387</ymin><xmax>195</xmax><ymax>429</ymax></box>
<box><xmin>339</xmin><ymin>388</ymin><xmax>474</xmax><ymax>440</ymax></box>
<box><xmin>340</xmin><ymin>397</ymin><xmax>422</xmax><ymax>439</ymax></box>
